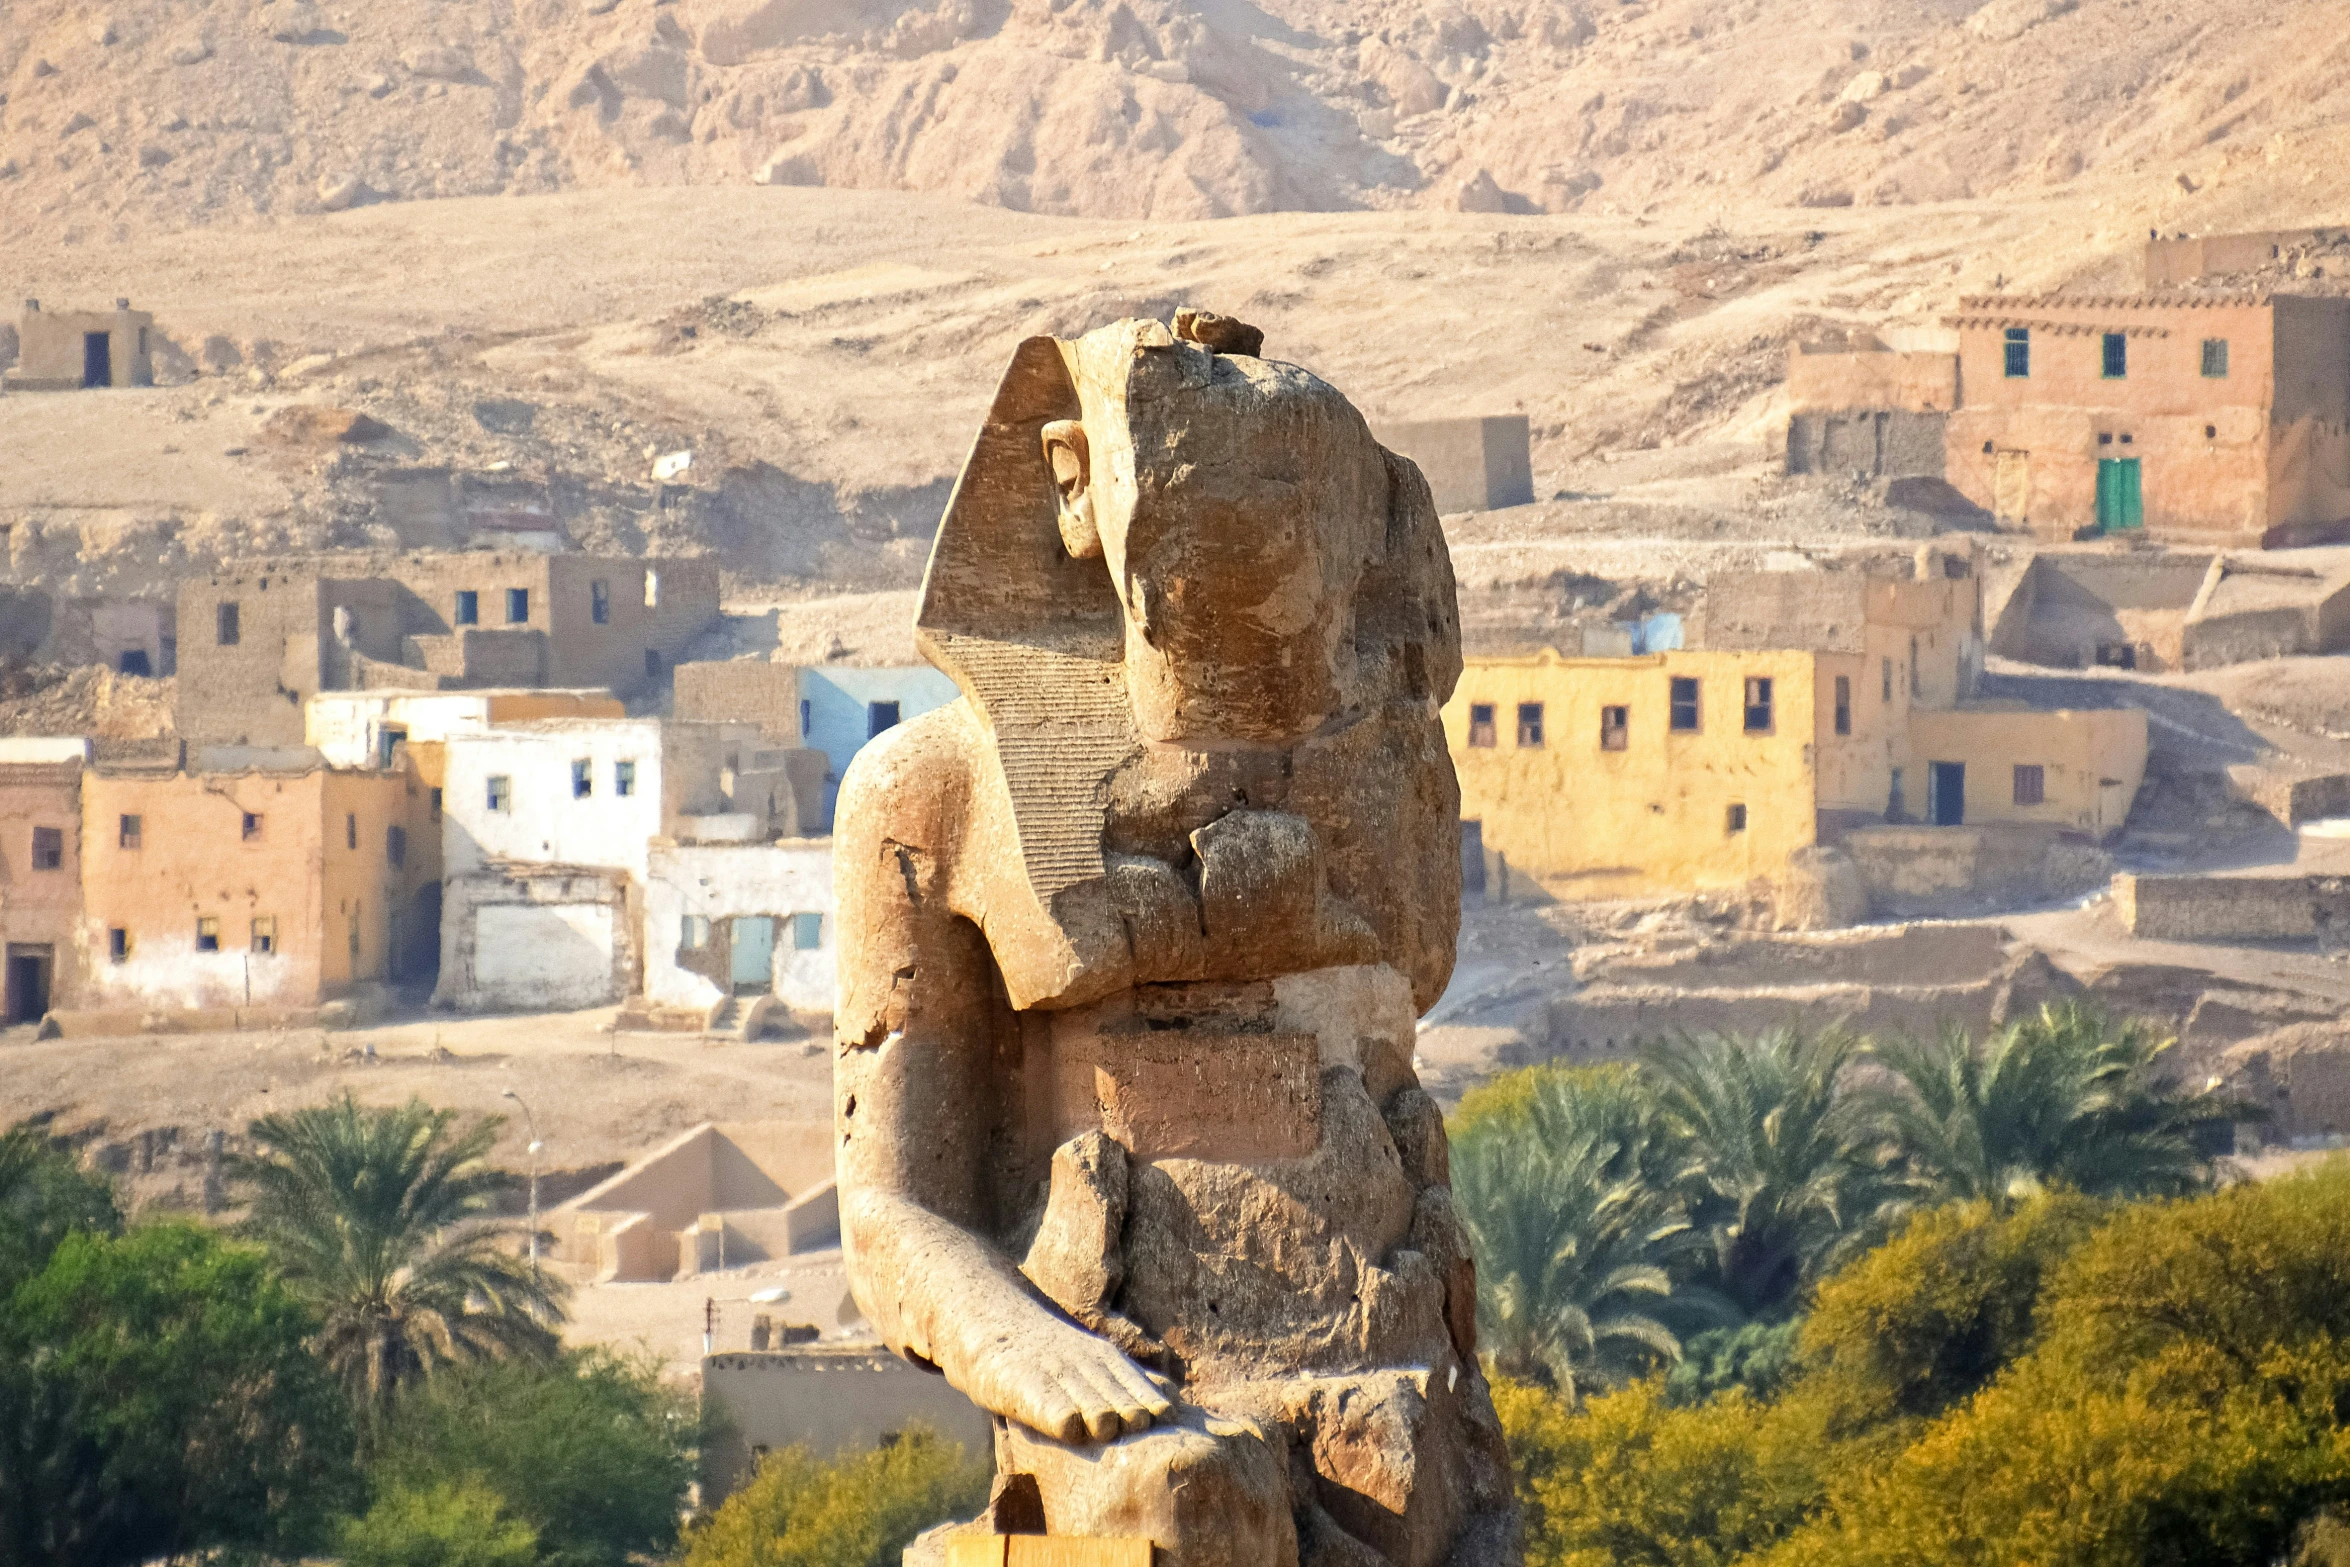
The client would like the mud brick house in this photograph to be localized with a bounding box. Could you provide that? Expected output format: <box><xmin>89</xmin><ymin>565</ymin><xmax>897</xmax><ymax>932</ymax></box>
<box><xmin>673</xmin><ymin>661</ymin><xmax>954</xmax><ymax>829</ymax></box>
<box><xmin>1372</xmin><ymin>416</ymin><xmax>1536</xmax><ymax>513</ymax></box>
<box><xmin>1449</xmin><ymin>556</ymin><xmax>2148</xmax><ymax>902</ymax></box>
<box><xmin>77</xmin><ymin>754</ymin><xmax>437</xmax><ymax>1015</ymax></box>
<box><xmin>1782</xmin><ymin>329</ymin><xmax>1957</xmax><ymax>479</ymax></box>
<box><xmin>2</xmin><ymin>299</ymin><xmax>154</xmax><ymax>391</ymax></box>
<box><xmin>0</xmin><ymin>739</ymin><xmax>93</xmax><ymax>1024</ymax></box>
<box><xmin>639</xmin><ymin>837</ymin><xmax>835</xmax><ymax>1027</ymax></box>
<box><xmin>1943</xmin><ymin>293</ymin><xmax>2350</xmax><ymax>547</ymax></box>
<box><xmin>175</xmin><ymin>552</ymin><xmax>722</xmax><ymax>746</ymax></box>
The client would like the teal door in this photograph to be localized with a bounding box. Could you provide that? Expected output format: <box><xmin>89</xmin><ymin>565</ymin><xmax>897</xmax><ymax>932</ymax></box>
<box><xmin>2096</xmin><ymin>458</ymin><xmax>2143</xmax><ymax>533</ymax></box>
<box><xmin>728</xmin><ymin>916</ymin><xmax>774</xmax><ymax>994</ymax></box>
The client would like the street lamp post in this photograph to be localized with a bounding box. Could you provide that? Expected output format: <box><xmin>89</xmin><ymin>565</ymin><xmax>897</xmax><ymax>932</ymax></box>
<box><xmin>501</xmin><ymin>1088</ymin><xmax>543</xmax><ymax>1271</ymax></box>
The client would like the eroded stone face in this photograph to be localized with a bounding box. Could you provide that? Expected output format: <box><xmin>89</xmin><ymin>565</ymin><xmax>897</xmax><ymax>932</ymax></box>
<box><xmin>833</xmin><ymin>314</ymin><xmax>1515</xmax><ymax>1565</ymax></box>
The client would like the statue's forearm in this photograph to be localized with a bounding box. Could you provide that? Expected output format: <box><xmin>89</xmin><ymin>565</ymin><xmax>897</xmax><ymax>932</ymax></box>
<box><xmin>846</xmin><ymin>1189</ymin><xmax>1059</xmax><ymax>1386</ymax></box>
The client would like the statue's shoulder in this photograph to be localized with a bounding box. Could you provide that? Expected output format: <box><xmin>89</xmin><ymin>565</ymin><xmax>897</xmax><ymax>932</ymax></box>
<box><xmin>833</xmin><ymin>696</ymin><xmax>983</xmax><ymax>852</ymax></box>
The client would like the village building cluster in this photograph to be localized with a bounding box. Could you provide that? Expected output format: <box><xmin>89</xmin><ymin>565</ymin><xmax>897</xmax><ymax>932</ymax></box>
<box><xmin>0</xmin><ymin>548</ymin><xmax>953</xmax><ymax>1033</ymax></box>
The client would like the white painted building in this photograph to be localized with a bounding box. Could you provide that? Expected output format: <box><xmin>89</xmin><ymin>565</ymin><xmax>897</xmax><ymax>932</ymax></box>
<box><xmin>643</xmin><ymin>838</ymin><xmax>835</xmax><ymax>1016</ymax></box>
<box><xmin>305</xmin><ymin>689</ymin><xmax>621</xmax><ymax>772</ymax></box>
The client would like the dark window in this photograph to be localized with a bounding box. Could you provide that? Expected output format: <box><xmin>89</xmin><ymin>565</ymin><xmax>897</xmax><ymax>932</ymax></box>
<box><xmin>2013</xmin><ymin>764</ymin><xmax>2045</xmax><ymax>806</ymax></box>
<box><xmin>1882</xmin><ymin>657</ymin><xmax>1893</xmax><ymax>703</ymax></box>
<box><xmin>2099</xmin><ymin>432</ymin><xmax>2114</xmax><ymax>445</ymax></box>
<box><xmin>429</xmin><ymin>787</ymin><xmax>443</xmax><ymax>821</ymax></box>
<box><xmin>1468</xmin><ymin>703</ymin><xmax>1497</xmax><ymax>747</ymax></box>
<box><xmin>791</xmin><ymin>912</ymin><xmax>823</xmax><ymax>951</ymax></box>
<box><xmin>2003</xmin><ymin>327</ymin><xmax>2029</xmax><ymax>378</ymax></box>
<box><xmin>615</xmin><ymin>760</ymin><xmax>636</xmax><ymax>797</ymax></box>
<box><xmin>487</xmin><ymin>776</ymin><xmax>511</xmax><ymax>812</ymax></box>
<box><xmin>117</xmin><ymin>649</ymin><xmax>151</xmax><ymax>677</ymax></box>
<box><xmin>1743</xmin><ymin>676</ymin><xmax>1773</xmax><ymax>733</ymax></box>
<box><xmin>345</xmin><ymin>813</ymin><xmax>358</xmax><ymax>850</ymax></box>
<box><xmin>251</xmin><ymin>917</ymin><xmax>276</xmax><ymax>954</ymax></box>
<box><xmin>216</xmin><ymin>602</ymin><xmax>240</xmax><ymax>646</ymax></box>
<box><xmin>506</xmin><ymin>588</ymin><xmax>529</xmax><ymax>624</ymax></box>
<box><xmin>242</xmin><ymin>811</ymin><xmax>262</xmax><ymax>841</ymax></box>
<box><xmin>2094</xmin><ymin>642</ymin><xmax>2137</xmax><ymax>670</ymax></box>
<box><xmin>387</xmin><ymin>825</ymin><xmax>407</xmax><ymax>867</ymax></box>
<box><xmin>591</xmin><ymin>579</ymin><xmax>611</xmax><ymax>624</ymax></box>
<box><xmin>2102</xmin><ymin>332</ymin><xmax>2127</xmax><ymax>379</ymax></box>
<box><xmin>196</xmin><ymin>917</ymin><xmax>220</xmax><ymax>953</ymax></box>
<box><xmin>868</xmin><ymin>700</ymin><xmax>901</xmax><ymax>739</ymax></box>
<box><xmin>644</xmin><ymin>649</ymin><xmax>661</xmax><ymax>679</ymax></box>
<box><xmin>454</xmin><ymin>590</ymin><xmax>479</xmax><ymax>626</ymax></box>
<box><xmin>1726</xmin><ymin>803</ymin><xmax>1747</xmax><ymax>834</ymax></box>
<box><xmin>2201</xmin><ymin>338</ymin><xmax>2229</xmax><ymax>378</ymax></box>
<box><xmin>1910</xmin><ymin>636</ymin><xmax>1921</xmax><ymax>697</ymax></box>
<box><xmin>118</xmin><ymin>814</ymin><xmax>141</xmax><ymax>850</ymax></box>
<box><xmin>1669</xmin><ymin>678</ymin><xmax>1700</xmax><ymax>732</ymax></box>
<box><xmin>799</xmin><ymin>698</ymin><xmax>811</xmax><ymax>737</ymax></box>
<box><xmin>1517</xmin><ymin>702</ymin><xmax>1545</xmax><ymax>748</ymax></box>
<box><xmin>30</xmin><ymin>827</ymin><xmax>61</xmax><ymax>870</ymax></box>
<box><xmin>1834</xmin><ymin>675</ymin><xmax>1852</xmax><ymax>736</ymax></box>
<box><xmin>2206</xmin><ymin>424</ymin><xmax>2218</xmax><ymax>439</ymax></box>
<box><xmin>108</xmin><ymin>928</ymin><xmax>129</xmax><ymax>963</ymax></box>
<box><xmin>572</xmin><ymin>758</ymin><xmax>592</xmax><ymax>799</ymax></box>
<box><xmin>377</xmin><ymin>726</ymin><xmax>405</xmax><ymax>770</ymax></box>
<box><xmin>1600</xmin><ymin>705</ymin><xmax>1629</xmax><ymax>752</ymax></box>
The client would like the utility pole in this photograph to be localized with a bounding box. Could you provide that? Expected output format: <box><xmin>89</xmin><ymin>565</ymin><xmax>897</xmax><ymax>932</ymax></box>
<box><xmin>704</xmin><ymin>1296</ymin><xmax>717</xmax><ymax>1355</ymax></box>
<box><xmin>500</xmin><ymin>1088</ymin><xmax>543</xmax><ymax>1271</ymax></box>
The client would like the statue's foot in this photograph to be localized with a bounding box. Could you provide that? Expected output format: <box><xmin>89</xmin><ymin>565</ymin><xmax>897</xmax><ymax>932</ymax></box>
<box><xmin>963</xmin><ymin>1313</ymin><xmax>1177</xmax><ymax>1444</ymax></box>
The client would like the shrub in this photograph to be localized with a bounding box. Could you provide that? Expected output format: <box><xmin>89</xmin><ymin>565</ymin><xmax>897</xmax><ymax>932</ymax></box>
<box><xmin>339</xmin><ymin>1479</ymin><xmax>539</xmax><ymax>1567</ymax></box>
<box><xmin>680</xmin><ymin>1428</ymin><xmax>992</xmax><ymax>1567</ymax></box>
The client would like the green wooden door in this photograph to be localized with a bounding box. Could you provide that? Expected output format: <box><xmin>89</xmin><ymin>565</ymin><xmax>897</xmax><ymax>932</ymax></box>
<box><xmin>2096</xmin><ymin>458</ymin><xmax>2144</xmax><ymax>532</ymax></box>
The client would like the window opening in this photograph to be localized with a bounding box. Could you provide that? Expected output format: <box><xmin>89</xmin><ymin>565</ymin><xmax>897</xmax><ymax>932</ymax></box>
<box><xmin>1516</xmin><ymin>702</ymin><xmax>1545</xmax><ymax>748</ymax></box>
<box><xmin>1669</xmin><ymin>678</ymin><xmax>1701</xmax><ymax>732</ymax></box>
<box><xmin>591</xmin><ymin>579</ymin><xmax>611</xmax><ymax>624</ymax></box>
<box><xmin>345</xmin><ymin>813</ymin><xmax>358</xmax><ymax>850</ymax></box>
<box><xmin>644</xmin><ymin>649</ymin><xmax>661</xmax><ymax>679</ymax></box>
<box><xmin>429</xmin><ymin>787</ymin><xmax>443</xmax><ymax>821</ymax></box>
<box><xmin>1910</xmin><ymin>636</ymin><xmax>1921</xmax><ymax>697</ymax></box>
<box><xmin>572</xmin><ymin>758</ymin><xmax>593</xmax><ymax>799</ymax></box>
<box><xmin>1882</xmin><ymin>657</ymin><xmax>1893</xmax><ymax>703</ymax></box>
<box><xmin>1743</xmin><ymin>676</ymin><xmax>1774</xmax><ymax>733</ymax></box>
<box><xmin>108</xmin><ymin>928</ymin><xmax>129</xmax><ymax>963</ymax></box>
<box><xmin>196</xmin><ymin>917</ymin><xmax>220</xmax><ymax>953</ymax></box>
<box><xmin>790</xmin><ymin>912</ymin><xmax>823</xmax><ymax>951</ymax></box>
<box><xmin>1600</xmin><ymin>705</ymin><xmax>1629</xmax><ymax>752</ymax></box>
<box><xmin>615</xmin><ymin>760</ymin><xmax>636</xmax><ymax>797</ymax></box>
<box><xmin>799</xmin><ymin>698</ymin><xmax>811</xmax><ymax>737</ymax></box>
<box><xmin>2094</xmin><ymin>642</ymin><xmax>2138</xmax><ymax>670</ymax></box>
<box><xmin>118</xmin><ymin>814</ymin><xmax>141</xmax><ymax>850</ymax></box>
<box><xmin>251</xmin><ymin>917</ymin><xmax>276</xmax><ymax>955</ymax></box>
<box><xmin>2003</xmin><ymin>327</ymin><xmax>2029</xmax><ymax>378</ymax></box>
<box><xmin>216</xmin><ymin>602</ymin><xmax>240</xmax><ymax>646</ymax></box>
<box><xmin>30</xmin><ymin>827</ymin><xmax>62</xmax><ymax>870</ymax></box>
<box><xmin>242</xmin><ymin>812</ymin><xmax>263</xmax><ymax>841</ymax></box>
<box><xmin>118</xmin><ymin>650</ymin><xmax>151</xmax><ymax>677</ymax></box>
<box><xmin>644</xmin><ymin>569</ymin><xmax>659</xmax><ymax>607</ymax></box>
<box><xmin>505</xmin><ymin>587</ymin><xmax>530</xmax><ymax>624</ymax></box>
<box><xmin>1833</xmin><ymin>675</ymin><xmax>1852</xmax><ymax>736</ymax></box>
<box><xmin>454</xmin><ymin>590</ymin><xmax>479</xmax><ymax>626</ymax></box>
<box><xmin>867</xmin><ymin>700</ymin><xmax>902</xmax><ymax>739</ymax></box>
<box><xmin>487</xmin><ymin>775</ymin><xmax>511</xmax><ymax>812</ymax></box>
<box><xmin>1726</xmin><ymin>803</ymin><xmax>1747</xmax><ymax>834</ymax></box>
<box><xmin>1467</xmin><ymin>703</ymin><xmax>1496</xmax><ymax>747</ymax></box>
<box><xmin>387</xmin><ymin>825</ymin><xmax>407</xmax><ymax>868</ymax></box>
<box><xmin>2201</xmin><ymin>338</ymin><xmax>2229</xmax><ymax>378</ymax></box>
<box><xmin>681</xmin><ymin>915</ymin><xmax>710</xmax><ymax>950</ymax></box>
<box><xmin>2101</xmin><ymin>332</ymin><xmax>2127</xmax><ymax>379</ymax></box>
<box><xmin>2013</xmin><ymin>764</ymin><xmax>2045</xmax><ymax>806</ymax></box>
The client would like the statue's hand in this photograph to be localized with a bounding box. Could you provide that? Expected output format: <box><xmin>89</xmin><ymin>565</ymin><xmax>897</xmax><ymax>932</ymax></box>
<box><xmin>967</xmin><ymin>1312</ymin><xmax>1177</xmax><ymax>1444</ymax></box>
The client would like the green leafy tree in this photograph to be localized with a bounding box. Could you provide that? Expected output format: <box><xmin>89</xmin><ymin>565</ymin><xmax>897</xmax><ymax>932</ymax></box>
<box><xmin>1869</xmin><ymin>1004</ymin><xmax>2228</xmax><ymax>1210</ymax></box>
<box><xmin>339</xmin><ymin>1480</ymin><xmax>539</xmax><ymax>1567</ymax></box>
<box><xmin>364</xmin><ymin>1350</ymin><xmax>697</xmax><ymax>1567</ymax></box>
<box><xmin>1642</xmin><ymin>1029</ymin><xmax>1898</xmax><ymax>1318</ymax></box>
<box><xmin>0</xmin><ymin>1121</ymin><xmax>121</xmax><ymax>1295</ymax></box>
<box><xmin>1455</xmin><ymin>1068</ymin><xmax>1718</xmax><ymax>1396</ymax></box>
<box><xmin>232</xmin><ymin>1094</ymin><xmax>567</xmax><ymax>1423</ymax></box>
<box><xmin>679</xmin><ymin>1428</ymin><xmax>991</xmax><ymax>1567</ymax></box>
<box><xmin>0</xmin><ymin>1222</ymin><xmax>358</xmax><ymax>1567</ymax></box>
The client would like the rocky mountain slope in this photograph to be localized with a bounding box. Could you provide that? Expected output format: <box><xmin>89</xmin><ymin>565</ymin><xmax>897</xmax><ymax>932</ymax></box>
<box><xmin>4</xmin><ymin>0</ymin><xmax>2348</xmax><ymax>231</ymax></box>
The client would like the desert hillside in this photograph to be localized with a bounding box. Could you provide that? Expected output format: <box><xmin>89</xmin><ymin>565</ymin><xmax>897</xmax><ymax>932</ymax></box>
<box><xmin>3</xmin><ymin>0</ymin><xmax>2348</xmax><ymax>232</ymax></box>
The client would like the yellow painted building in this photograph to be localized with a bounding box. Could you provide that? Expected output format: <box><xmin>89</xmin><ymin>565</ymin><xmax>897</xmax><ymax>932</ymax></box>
<box><xmin>1448</xmin><ymin>567</ymin><xmax>2149</xmax><ymax>899</ymax></box>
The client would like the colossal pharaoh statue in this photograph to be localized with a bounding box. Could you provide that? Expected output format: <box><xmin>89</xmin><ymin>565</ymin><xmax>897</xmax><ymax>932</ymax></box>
<box><xmin>834</xmin><ymin>311</ymin><xmax>1516</xmax><ymax>1565</ymax></box>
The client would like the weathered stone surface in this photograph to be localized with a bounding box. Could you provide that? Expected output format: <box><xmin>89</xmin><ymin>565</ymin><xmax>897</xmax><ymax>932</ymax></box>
<box><xmin>834</xmin><ymin>315</ymin><xmax>1512</xmax><ymax>1564</ymax></box>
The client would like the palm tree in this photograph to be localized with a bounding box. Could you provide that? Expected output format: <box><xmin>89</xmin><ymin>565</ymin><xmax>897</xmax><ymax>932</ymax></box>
<box><xmin>1641</xmin><ymin>1027</ymin><xmax>1902</xmax><ymax>1319</ymax></box>
<box><xmin>1452</xmin><ymin>1068</ymin><xmax>1721</xmax><ymax>1398</ymax></box>
<box><xmin>1869</xmin><ymin>1002</ymin><xmax>2229</xmax><ymax>1210</ymax></box>
<box><xmin>231</xmin><ymin>1094</ymin><xmax>568</xmax><ymax>1424</ymax></box>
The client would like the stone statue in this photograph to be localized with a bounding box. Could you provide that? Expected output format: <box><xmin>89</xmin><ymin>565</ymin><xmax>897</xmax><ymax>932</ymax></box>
<box><xmin>834</xmin><ymin>311</ymin><xmax>1516</xmax><ymax>1566</ymax></box>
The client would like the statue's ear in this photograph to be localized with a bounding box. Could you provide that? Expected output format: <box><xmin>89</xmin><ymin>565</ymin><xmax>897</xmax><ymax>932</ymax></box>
<box><xmin>1040</xmin><ymin>420</ymin><xmax>1102</xmax><ymax>561</ymax></box>
<box><xmin>916</xmin><ymin>338</ymin><xmax>1124</xmax><ymax>671</ymax></box>
<box><xmin>1365</xmin><ymin>445</ymin><xmax>1463</xmax><ymax>706</ymax></box>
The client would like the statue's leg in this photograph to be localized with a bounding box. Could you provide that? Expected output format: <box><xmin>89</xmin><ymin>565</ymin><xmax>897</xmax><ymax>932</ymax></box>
<box><xmin>995</xmin><ymin>1402</ymin><xmax>1299</xmax><ymax>1567</ymax></box>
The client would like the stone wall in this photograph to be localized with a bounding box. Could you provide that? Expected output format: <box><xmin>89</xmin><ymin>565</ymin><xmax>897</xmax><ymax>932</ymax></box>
<box><xmin>434</xmin><ymin>864</ymin><xmax>638</xmax><ymax>1011</ymax></box>
<box><xmin>1785</xmin><ymin>410</ymin><xmax>1947</xmax><ymax>478</ymax></box>
<box><xmin>2113</xmin><ymin>872</ymin><xmax>2350</xmax><ymax>943</ymax></box>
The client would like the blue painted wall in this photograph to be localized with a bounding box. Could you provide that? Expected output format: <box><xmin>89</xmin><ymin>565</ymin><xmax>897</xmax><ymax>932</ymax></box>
<box><xmin>797</xmin><ymin>666</ymin><xmax>960</xmax><ymax>826</ymax></box>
